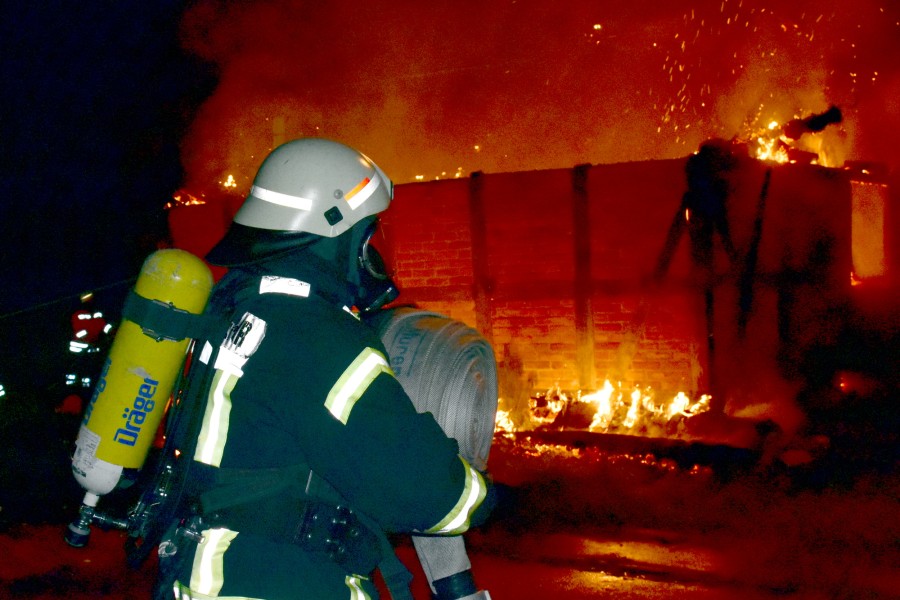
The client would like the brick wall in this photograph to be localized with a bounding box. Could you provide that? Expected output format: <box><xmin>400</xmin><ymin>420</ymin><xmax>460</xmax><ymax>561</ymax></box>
<box><xmin>379</xmin><ymin>157</ymin><xmax>858</xmax><ymax>413</ymax></box>
<box><xmin>167</xmin><ymin>154</ymin><xmax>882</xmax><ymax>416</ymax></box>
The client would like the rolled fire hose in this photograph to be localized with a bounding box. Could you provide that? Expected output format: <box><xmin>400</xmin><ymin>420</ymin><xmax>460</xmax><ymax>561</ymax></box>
<box><xmin>369</xmin><ymin>307</ymin><xmax>498</xmax><ymax>600</ymax></box>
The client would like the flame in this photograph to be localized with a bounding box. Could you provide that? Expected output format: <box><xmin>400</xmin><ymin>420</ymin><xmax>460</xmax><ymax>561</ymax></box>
<box><xmin>755</xmin><ymin>136</ymin><xmax>790</xmax><ymax>163</ymax></box>
<box><xmin>622</xmin><ymin>387</ymin><xmax>641</xmax><ymax>429</ymax></box>
<box><xmin>495</xmin><ymin>409</ymin><xmax>516</xmax><ymax>438</ymax></box>
<box><xmin>754</xmin><ymin>121</ymin><xmax>790</xmax><ymax>163</ymax></box>
<box><xmin>164</xmin><ymin>189</ymin><xmax>208</xmax><ymax>209</ymax></box>
<box><xmin>585</xmin><ymin>381</ymin><xmax>615</xmax><ymax>431</ymax></box>
<box><xmin>745</xmin><ymin>113</ymin><xmax>848</xmax><ymax>167</ymax></box>
<box><xmin>496</xmin><ymin>379</ymin><xmax>712</xmax><ymax>439</ymax></box>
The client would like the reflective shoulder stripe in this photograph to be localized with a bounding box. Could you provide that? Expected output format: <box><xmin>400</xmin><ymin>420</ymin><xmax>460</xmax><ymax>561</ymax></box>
<box><xmin>325</xmin><ymin>347</ymin><xmax>393</xmax><ymax>425</ymax></box>
<box><xmin>190</xmin><ymin>528</ymin><xmax>239</xmax><ymax>597</ymax></box>
<box><xmin>423</xmin><ymin>456</ymin><xmax>488</xmax><ymax>535</ymax></box>
<box><xmin>345</xmin><ymin>575</ymin><xmax>372</xmax><ymax>600</ymax></box>
<box><xmin>194</xmin><ymin>369</ymin><xmax>238</xmax><ymax>467</ymax></box>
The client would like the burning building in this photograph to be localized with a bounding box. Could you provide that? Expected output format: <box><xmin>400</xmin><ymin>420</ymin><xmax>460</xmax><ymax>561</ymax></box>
<box><xmin>167</xmin><ymin>134</ymin><xmax>896</xmax><ymax>469</ymax></box>
<box><xmin>166</xmin><ymin>1</ymin><xmax>899</xmax><ymax>457</ymax></box>
<box><xmin>381</xmin><ymin>149</ymin><xmax>895</xmax><ymax>451</ymax></box>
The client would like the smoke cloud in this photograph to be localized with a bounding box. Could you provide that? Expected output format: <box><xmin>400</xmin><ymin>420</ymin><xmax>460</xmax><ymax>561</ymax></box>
<box><xmin>176</xmin><ymin>0</ymin><xmax>900</xmax><ymax>192</ymax></box>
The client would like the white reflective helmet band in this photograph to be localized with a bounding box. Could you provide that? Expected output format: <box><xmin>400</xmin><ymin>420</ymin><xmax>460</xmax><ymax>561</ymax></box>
<box><xmin>250</xmin><ymin>185</ymin><xmax>314</xmax><ymax>211</ymax></box>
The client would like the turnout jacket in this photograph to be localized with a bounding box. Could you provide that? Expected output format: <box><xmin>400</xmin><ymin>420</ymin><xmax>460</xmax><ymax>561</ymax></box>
<box><xmin>169</xmin><ymin>253</ymin><xmax>493</xmax><ymax>599</ymax></box>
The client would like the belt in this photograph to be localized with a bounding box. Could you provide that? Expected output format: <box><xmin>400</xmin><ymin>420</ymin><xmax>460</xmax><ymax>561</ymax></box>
<box><xmin>206</xmin><ymin>499</ymin><xmax>383</xmax><ymax>575</ymax></box>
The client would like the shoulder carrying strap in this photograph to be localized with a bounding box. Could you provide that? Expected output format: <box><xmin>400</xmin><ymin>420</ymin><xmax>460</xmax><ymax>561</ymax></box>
<box><xmin>122</xmin><ymin>289</ymin><xmax>223</xmax><ymax>342</ymax></box>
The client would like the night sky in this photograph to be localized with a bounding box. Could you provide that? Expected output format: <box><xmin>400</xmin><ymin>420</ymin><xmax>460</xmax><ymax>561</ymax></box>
<box><xmin>1</xmin><ymin>3</ymin><xmax>214</xmax><ymax>316</ymax></box>
<box><xmin>1</xmin><ymin>1</ymin><xmax>898</xmax><ymax>389</ymax></box>
<box><xmin>0</xmin><ymin>3</ymin><xmax>215</xmax><ymax>390</ymax></box>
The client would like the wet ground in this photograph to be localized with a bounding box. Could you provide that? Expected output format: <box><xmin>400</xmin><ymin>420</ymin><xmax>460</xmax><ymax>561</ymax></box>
<box><xmin>1</xmin><ymin>397</ymin><xmax>898</xmax><ymax>599</ymax></box>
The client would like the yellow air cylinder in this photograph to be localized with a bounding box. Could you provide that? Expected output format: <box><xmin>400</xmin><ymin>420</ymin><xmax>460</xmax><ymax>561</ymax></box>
<box><xmin>71</xmin><ymin>249</ymin><xmax>213</xmax><ymax>498</ymax></box>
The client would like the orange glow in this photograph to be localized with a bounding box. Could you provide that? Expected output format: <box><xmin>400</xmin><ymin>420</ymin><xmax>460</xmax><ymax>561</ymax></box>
<box><xmin>164</xmin><ymin>189</ymin><xmax>207</xmax><ymax>210</ymax></box>
<box><xmin>753</xmin><ymin>122</ymin><xmax>791</xmax><ymax>163</ymax></box>
<box><xmin>496</xmin><ymin>379</ymin><xmax>712</xmax><ymax>440</ymax></box>
<box><xmin>177</xmin><ymin>2</ymin><xmax>898</xmax><ymax>186</ymax></box>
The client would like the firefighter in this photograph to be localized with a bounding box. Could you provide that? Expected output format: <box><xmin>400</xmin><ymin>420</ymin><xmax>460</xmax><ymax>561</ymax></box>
<box><xmin>155</xmin><ymin>138</ymin><xmax>495</xmax><ymax>600</ymax></box>
<box><xmin>61</xmin><ymin>292</ymin><xmax>114</xmax><ymax>413</ymax></box>
<box><xmin>681</xmin><ymin>138</ymin><xmax>740</xmax><ymax>270</ymax></box>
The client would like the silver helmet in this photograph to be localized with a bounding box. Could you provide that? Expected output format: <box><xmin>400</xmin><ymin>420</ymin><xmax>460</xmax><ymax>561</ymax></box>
<box><xmin>207</xmin><ymin>138</ymin><xmax>393</xmax><ymax>266</ymax></box>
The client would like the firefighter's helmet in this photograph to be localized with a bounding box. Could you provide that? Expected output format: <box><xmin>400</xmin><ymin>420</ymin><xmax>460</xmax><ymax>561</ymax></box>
<box><xmin>207</xmin><ymin>138</ymin><xmax>393</xmax><ymax>267</ymax></box>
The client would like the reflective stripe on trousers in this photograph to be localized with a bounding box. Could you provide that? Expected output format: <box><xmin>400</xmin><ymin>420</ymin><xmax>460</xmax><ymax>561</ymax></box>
<box><xmin>171</xmin><ymin>542</ymin><xmax>372</xmax><ymax>600</ymax></box>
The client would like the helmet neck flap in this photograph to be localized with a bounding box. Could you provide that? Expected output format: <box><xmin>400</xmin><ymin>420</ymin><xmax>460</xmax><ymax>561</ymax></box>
<box><xmin>206</xmin><ymin>223</ymin><xmax>319</xmax><ymax>267</ymax></box>
<box><xmin>215</xmin><ymin>216</ymin><xmax>398</xmax><ymax>313</ymax></box>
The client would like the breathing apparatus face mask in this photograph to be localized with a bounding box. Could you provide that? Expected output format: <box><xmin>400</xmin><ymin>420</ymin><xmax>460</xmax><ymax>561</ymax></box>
<box><xmin>266</xmin><ymin>216</ymin><xmax>398</xmax><ymax>313</ymax></box>
<box><xmin>354</xmin><ymin>219</ymin><xmax>399</xmax><ymax>313</ymax></box>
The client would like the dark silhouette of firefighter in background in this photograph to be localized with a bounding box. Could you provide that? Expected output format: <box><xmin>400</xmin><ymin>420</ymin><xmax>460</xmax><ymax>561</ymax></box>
<box><xmin>59</xmin><ymin>291</ymin><xmax>114</xmax><ymax>415</ymax></box>
<box><xmin>655</xmin><ymin>142</ymin><xmax>744</xmax><ymax>306</ymax></box>
<box><xmin>654</xmin><ymin>138</ymin><xmax>745</xmax><ymax>286</ymax></box>
<box><xmin>649</xmin><ymin>138</ymin><xmax>760</xmax><ymax>414</ymax></box>
<box><xmin>682</xmin><ymin>139</ymin><xmax>741</xmax><ymax>270</ymax></box>
<box><xmin>681</xmin><ymin>140</ymin><xmax>741</xmax><ymax>411</ymax></box>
